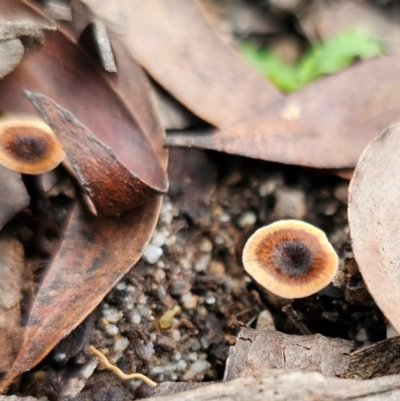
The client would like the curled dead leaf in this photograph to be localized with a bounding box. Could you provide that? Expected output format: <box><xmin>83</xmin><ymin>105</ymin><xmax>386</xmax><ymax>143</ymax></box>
<box><xmin>167</xmin><ymin>57</ymin><xmax>400</xmax><ymax>168</ymax></box>
<box><xmin>27</xmin><ymin>91</ymin><xmax>166</xmax><ymax>216</ymax></box>
<box><xmin>348</xmin><ymin>123</ymin><xmax>400</xmax><ymax>332</ymax></box>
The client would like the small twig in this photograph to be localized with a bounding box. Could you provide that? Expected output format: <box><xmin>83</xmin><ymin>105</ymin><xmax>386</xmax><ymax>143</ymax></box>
<box><xmin>89</xmin><ymin>345</ymin><xmax>157</xmax><ymax>388</ymax></box>
<box><xmin>282</xmin><ymin>304</ymin><xmax>313</xmax><ymax>335</ymax></box>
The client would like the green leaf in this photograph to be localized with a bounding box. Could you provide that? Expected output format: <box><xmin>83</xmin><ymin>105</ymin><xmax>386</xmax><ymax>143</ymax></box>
<box><xmin>239</xmin><ymin>30</ymin><xmax>383</xmax><ymax>92</ymax></box>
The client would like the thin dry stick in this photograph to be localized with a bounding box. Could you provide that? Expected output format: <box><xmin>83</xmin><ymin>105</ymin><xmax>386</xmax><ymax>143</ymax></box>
<box><xmin>89</xmin><ymin>345</ymin><xmax>157</xmax><ymax>388</ymax></box>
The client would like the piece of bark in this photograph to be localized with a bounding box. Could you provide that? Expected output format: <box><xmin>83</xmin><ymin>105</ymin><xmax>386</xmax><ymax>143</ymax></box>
<box><xmin>0</xmin><ymin>231</ymin><xmax>24</xmax><ymax>376</ymax></box>
<box><xmin>55</xmin><ymin>358</ymin><xmax>98</xmax><ymax>401</ymax></box>
<box><xmin>0</xmin><ymin>20</ymin><xmax>55</xmax><ymax>43</ymax></box>
<box><xmin>86</xmin><ymin>20</ymin><xmax>117</xmax><ymax>73</ymax></box>
<box><xmin>341</xmin><ymin>336</ymin><xmax>400</xmax><ymax>380</ymax></box>
<box><xmin>348</xmin><ymin>124</ymin><xmax>400</xmax><ymax>333</ymax></box>
<box><xmin>223</xmin><ymin>328</ymin><xmax>353</xmax><ymax>381</ymax></box>
<box><xmin>139</xmin><ymin>382</ymin><xmax>210</xmax><ymax>399</ymax></box>
<box><xmin>0</xmin><ymin>165</ymin><xmax>30</xmax><ymax>229</ymax></box>
<box><xmin>142</xmin><ymin>370</ymin><xmax>400</xmax><ymax>401</ymax></box>
<box><xmin>0</xmin><ymin>39</ymin><xmax>24</xmax><ymax>80</ymax></box>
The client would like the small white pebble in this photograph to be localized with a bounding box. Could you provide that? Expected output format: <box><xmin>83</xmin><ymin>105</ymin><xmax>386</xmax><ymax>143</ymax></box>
<box><xmin>200</xmin><ymin>337</ymin><xmax>209</xmax><ymax>349</ymax></box>
<box><xmin>105</xmin><ymin>324</ymin><xmax>119</xmax><ymax>336</ymax></box>
<box><xmin>355</xmin><ymin>328</ymin><xmax>368</xmax><ymax>342</ymax></box>
<box><xmin>53</xmin><ymin>353</ymin><xmax>67</xmax><ymax>362</ymax></box>
<box><xmin>125</xmin><ymin>302</ymin><xmax>134</xmax><ymax>310</ymax></box>
<box><xmin>116</xmin><ymin>282</ymin><xmax>126</xmax><ymax>291</ymax></box>
<box><xmin>258</xmin><ymin>180</ymin><xmax>276</xmax><ymax>197</ymax></box>
<box><xmin>141</xmin><ymin>343</ymin><xmax>155</xmax><ymax>360</ymax></box>
<box><xmin>194</xmin><ymin>254</ymin><xmax>211</xmax><ymax>273</ymax></box>
<box><xmin>188</xmin><ymin>352</ymin><xmax>198</xmax><ymax>362</ymax></box>
<box><xmin>165</xmin><ymin>363</ymin><xmax>177</xmax><ymax>371</ymax></box>
<box><xmin>142</xmin><ymin>244</ymin><xmax>163</xmax><ymax>264</ymax></box>
<box><xmin>129</xmin><ymin>312</ymin><xmax>141</xmax><ymax>325</ymax></box>
<box><xmin>126</xmin><ymin>285</ymin><xmax>136</xmax><ymax>293</ymax></box>
<box><xmin>157</xmin><ymin>260</ymin><xmax>166</xmax><ymax>269</ymax></box>
<box><xmin>138</xmin><ymin>294</ymin><xmax>148</xmax><ymax>304</ymax></box>
<box><xmin>114</xmin><ymin>337</ymin><xmax>129</xmax><ymax>352</ymax></box>
<box><xmin>180</xmin><ymin>258</ymin><xmax>192</xmax><ymax>270</ymax></box>
<box><xmin>237</xmin><ymin>211</ymin><xmax>257</xmax><ymax>228</ymax></box>
<box><xmin>197</xmin><ymin>306</ymin><xmax>208</xmax><ymax>316</ymax></box>
<box><xmin>138</xmin><ymin>304</ymin><xmax>151</xmax><ymax>317</ymax></box>
<box><xmin>218</xmin><ymin>212</ymin><xmax>231</xmax><ymax>223</ymax></box>
<box><xmin>103</xmin><ymin>308</ymin><xmax>123</xmax><ymax>323</ymax></box>
<box><xmin>154</xmin><ymin>269</ymin><xmax>166</xmax><ymax>283</ymax></box>
<box><xmin>152</xmin><ymin>366</ymin><xmax>165</xmax><ymax>374</ymax></box>
<box><xmin>176</xmin><ymin>360</ymin><xmax>187</xmax><ymax>371</ymax></box>
<box><xmin>129</xmin><ymin>380</ymin><xmax>143</xmax><ymax>390</ymax></box>
<box><xmin>185</xmin><ymin>360</ymin><xmax>211</xmax><ymax>378</ymax></box>
<box><xmin>199</xmin><ymin>238</ymin><xmax>213</xmax><ymax>253</ymax></box>
<box><xmin>174</xmin><ymin>351</ymin><xmax>182</xmax><ymax>360</ymax></box>
<box><xmin>205</xmin><ymin>296</ymin><xmax>216</xmax><ymax>305</ymax></box>
<box><xmin>171</xmin><ymin>329</ymin><xmax>181</xmax><ymax>342</ymax></box>
<box><xmin>199</xmin><ymin>353</ymin><xmax>208</xmax><ymax>360</ymax></box>
<box><xmin>189</xmin><ymin>338</ymin><xmax>201</xmax><ymax>351</ymax></box>
<box><xmin>181</xmin><ymin>292</ymin><xmax>198</xmax><ymax>309</ymax></box>
<box><xmin>152</xmin><ymin>232</ymin><xmax>166</xmax><ymax>247</ymax></box>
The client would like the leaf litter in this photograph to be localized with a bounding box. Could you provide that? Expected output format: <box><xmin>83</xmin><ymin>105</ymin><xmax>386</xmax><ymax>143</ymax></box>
<box><xmin>0</xmin><ymin>0</ymin><xmax>400</xmax><ymax>399</ymax></box>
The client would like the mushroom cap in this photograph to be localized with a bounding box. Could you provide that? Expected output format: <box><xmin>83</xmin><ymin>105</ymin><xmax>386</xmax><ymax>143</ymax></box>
<box><xmin>0</xmin><ymin>117</ymin><xmax>65</xmax><ymax>175</ymax></box>
<box><xmin>242</xmin><ymin>220</ymin><xmax>338</xmax><ymax>299</ymax></box>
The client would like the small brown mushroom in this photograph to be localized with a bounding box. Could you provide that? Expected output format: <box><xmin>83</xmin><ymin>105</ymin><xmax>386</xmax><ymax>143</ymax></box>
<box><xmin>0</xmin><ymin>117</ymin><xmax>65</xmax><ymax>175</ymax></box>
<box><xmin>242</xmin><ymin>220</ymin><xmax>338</xmax><ymax>299</ymax></box>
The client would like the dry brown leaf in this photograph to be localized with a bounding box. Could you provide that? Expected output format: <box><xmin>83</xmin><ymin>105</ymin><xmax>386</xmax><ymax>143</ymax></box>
<box><xmin>71</xmin><ymin>0</ymin><xmax>282</xmax><ymax>128</ymax></box>
<box><xmin>0</xmin><ymin>0</ymin><xmax>168</xmax><ymax>211</ymax></box>
<box><xmin>0</xmin><ymin>230</ymin><xmax>24</xmax><ymax>375</ymax></box>
<box><xmin>348</xmin><ymin>123</ymin><xmax>400</xmax><ymax>333</ymax></box>
<box><xmin>0</xmin><ymin>165</ymin><xmax>30</xmax><ymax>229</ymax></box>
<box><xmin>27</xmin><ymin>92</ymin><xmax>164</xmax><ymax>216</ymax></box>
<box><xmin>167</xmin><ymin>56</ymin><xmax>400</xmax><ymax>168</ymax></box>
<box><xmin>0</xmin><ymin>197</ymin><xmax>162</xmax><ymax>392</ymax></box>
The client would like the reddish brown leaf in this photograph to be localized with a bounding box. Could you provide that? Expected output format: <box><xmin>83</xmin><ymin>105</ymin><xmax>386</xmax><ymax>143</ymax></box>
<box><xmin>348</xmin><ymin>124</ymin><xmax>400</xmax><ymax>333</ymax></box>
<box><xmin>0</xmin><ymin>0</ymin><xmax>168</xmax><ymax>209</ymax></box>
<box><xmin>72</xmin><ymin>0</ymin><xmax>282</xmax><ymax>128</ymax></box>
<box><xmin>167</xmin><ymin>57</ymin><xmax>400</xmax><ymax>168</ymax></box>
<box><xmin>0</xmin><ymin>197</ymin><xmax>162</xmax><ymax>392</ymax></box>
<box><xmin>27</xmin><ymin>91</ymin><xmax>163</xmax><ymax>216</ymax></box>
